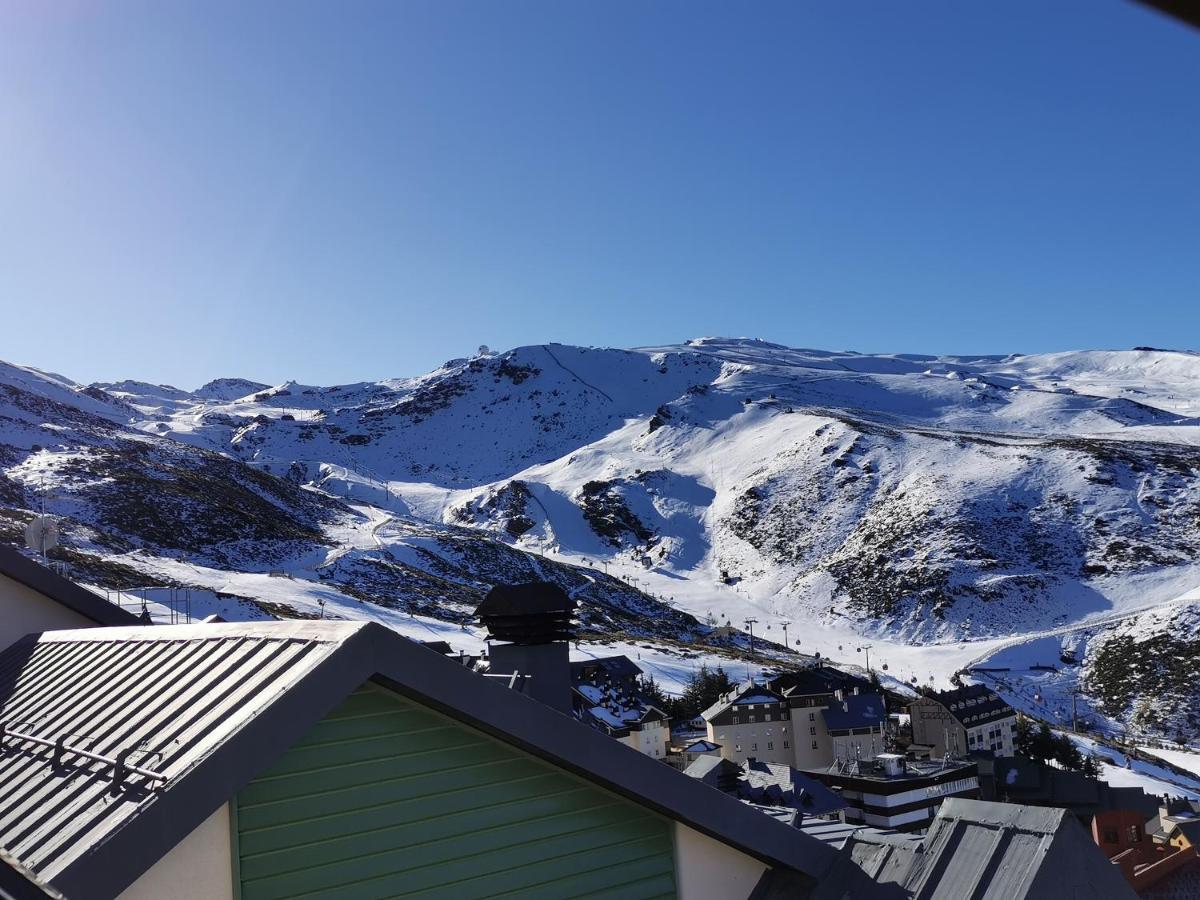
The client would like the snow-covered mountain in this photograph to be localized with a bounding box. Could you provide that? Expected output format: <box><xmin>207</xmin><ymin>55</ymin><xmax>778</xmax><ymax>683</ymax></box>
<box><xmin>5</xmin><ymin>339</ymin><xmax>1200</xmax><ymax>739</ymax></box>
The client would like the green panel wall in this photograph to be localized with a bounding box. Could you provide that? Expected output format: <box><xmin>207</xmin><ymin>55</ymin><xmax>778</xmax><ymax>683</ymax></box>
<box><xmin>235</xmin><ymin>683</ymin><xmax>677</xmax><ymax>899</ymax></box>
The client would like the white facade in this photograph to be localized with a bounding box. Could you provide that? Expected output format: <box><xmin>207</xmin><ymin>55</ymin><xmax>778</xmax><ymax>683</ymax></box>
<box><xmin>0</xmin><ymin>571</ymin><xmax>93</xmax><ymax>651</ymax></box>
<box><xmin>623</xmin><ymin>718</ymin><xmax>670</xmax><ymax>758</ymax></box>
<box><xmin>118</xmin><ymin>803</ymin><xmax>234</xmax><ymax>900</ymax></box>
<box><xmin>672</xmin><ymin>823</ymin><xmax>767</xmax><ymax>900</ymax></box>
<box><xmin>965</xmin><ymin>719</ymin><xmax>1014</xmax><ymax>756</ymax></box>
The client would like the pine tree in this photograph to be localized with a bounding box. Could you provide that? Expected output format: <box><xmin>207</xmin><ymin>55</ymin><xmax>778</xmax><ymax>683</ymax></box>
<box><xmin>1014</xmin><ymin>716</ymin><xmax>1035</xmax><ymax>758</ymax></box>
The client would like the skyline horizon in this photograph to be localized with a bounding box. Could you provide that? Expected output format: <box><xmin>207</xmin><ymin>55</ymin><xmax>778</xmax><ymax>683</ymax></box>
<box><xmin>6</xmin><ymin>333</ymin><xmax>1198</xmax><ymax>392</ymax></box>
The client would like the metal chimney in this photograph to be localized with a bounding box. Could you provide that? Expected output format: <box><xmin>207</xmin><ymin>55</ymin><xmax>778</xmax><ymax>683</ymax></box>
<box><xmin>477</xmin><ymin>583</ymin><xmax>576</xmax><ymax>714</ymax></box>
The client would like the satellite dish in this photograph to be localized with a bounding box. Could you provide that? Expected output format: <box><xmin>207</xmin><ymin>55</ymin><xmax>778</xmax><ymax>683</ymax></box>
<box><xmin>25</xmin><ymin>516</ymin><xmax>60</xmax><ymax>555</ymax></box>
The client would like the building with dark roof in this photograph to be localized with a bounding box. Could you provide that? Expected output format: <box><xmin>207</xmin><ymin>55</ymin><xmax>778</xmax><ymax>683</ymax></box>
<box><xmin>570</xmin><ymin>653</ymin><xmax>671</xmax><ymax>758</ymax></box>
<box><xmin>570</xmin><ymin>654</ymin><xmax>643</xmax><ymax>688</ymax></box>
<box><xmin>805</xmin><ymin>753</ymin><xmax>981</xmax><ymax>833</ymax></box>
<box><xmin>0</xmin><ymin>621</ymin><xmax>838</xmax><ymax>899</ymax></box>
<box><xmin>0</xmin><ymin>545</ymin><xmax>137</xmax><ymax>651</ymax></box>
<box><xmin>909</xmin><ymin>683</ymin><xmax>1016</xmax><ymax>758</ymax></box>
<box><xmin>978</xmin><ymin>755</ymin><xmax>1160</xmax><ymax>823</ymax></box>
<box><xmin>702</xmin><ymin>679</ymin><xmax>888</xmax><ymax>772</ymax></box>
<box><xmin>811</xmin><ymin>797</ymin><xmax>1138</xmax><ymax>899</ymax></box>
<box><xmin>684</xmin><ymin>757</ymin><xmax>846</xmax><ymax>822</ymax></box>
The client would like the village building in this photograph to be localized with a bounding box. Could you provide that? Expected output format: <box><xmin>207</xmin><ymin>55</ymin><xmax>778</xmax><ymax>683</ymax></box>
<box><xmin>678</xmin><ymin>739</ymin><xmax>723</xmax><ymax>768</ymax></box>
<box><xmin>701</xmin><ymin>671</ymin><xmax>887</xmax><ymax>771</ymax></box>
<box><xmin>908</xmin><ymin>683</ymin><xmax>1016</xmax><ymax>758</ymax></box>
<box><xmin>805</xmin><ymin>752</ymin><xmax>981</xmax><ymax>833</ymax></box>
<box><xmin>570</xmin><ymin>654</ymin><xmax>671</xmax><ymax>758</ymax></box>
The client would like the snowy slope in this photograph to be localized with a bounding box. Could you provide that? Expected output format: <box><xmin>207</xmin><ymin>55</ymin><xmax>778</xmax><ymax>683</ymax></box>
<box><xmin>6</xmin><ymin>339</ymin><xmax>1200</xmax><ymax>737</ymax></box>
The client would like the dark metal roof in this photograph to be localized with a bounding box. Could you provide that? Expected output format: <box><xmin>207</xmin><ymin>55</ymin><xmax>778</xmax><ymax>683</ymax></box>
<box><xmin>930</xmin><ymin>683</ymin><xmax>1015</xmax><ymax>729</ymax></box>
<box><xmin>0</xmin><ymin>546</ymin><xmax>138</xmax><ymax>629</ymax></box>
<box><xmin>0</xmin><ymin>620</ymin><xmax>837</xmax><ymax>898</ymax></box>
<box><xmin>0</xmin><ymin>623</ymin><xmax>339</xmax><ymax>893</ymax></box>
<box><xmin>570</xmin><ymin>654</ymin><xmax>642</xmax><ymax>682</ymax></box>
<box><xmin>821</xmin><ymin>692</ymin><xmax>887</xmax><ymax>731</ymax></box>
<box><xmin>770</xmin><ymin>665</ymin><xmax>871</xmax><ymax>699</ymax></box>
<box><xmin>0</xmin><ymin>848</ymin><xmax>60</xmax><ymax>900</ymax></box>
<box><xmin>812</xmin><ymin>797</ymin><xmax>1138</xmax><ymax>899</ymax></box>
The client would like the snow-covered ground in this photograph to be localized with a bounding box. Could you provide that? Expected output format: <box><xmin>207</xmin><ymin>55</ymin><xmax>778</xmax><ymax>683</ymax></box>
<box><xmin>1065</xmin><ymin>732</ymin><xmax>1200</xmax><ymax>800</ymax></box>
<box><xmin>8</xmin><ymin>339</ymin><xmax>1200</xmax><ymax>741</ymax></box>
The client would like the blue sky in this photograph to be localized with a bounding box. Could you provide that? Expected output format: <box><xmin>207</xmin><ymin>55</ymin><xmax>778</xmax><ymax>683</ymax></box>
<box><xmin>1</xmin><ymin>1</ymin><xmax>1197</xmax><ymax>387</ymax></box>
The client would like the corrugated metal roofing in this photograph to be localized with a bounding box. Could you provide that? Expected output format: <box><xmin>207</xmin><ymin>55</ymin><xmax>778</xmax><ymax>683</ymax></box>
<box><xmin>0</xmin><ymin>622</ymin><xmax>353</xmax><ymax>884</ymax></box>
<box><xmin>812</xmin><ymin>797</ymin><xmax>1138</xmax><ymax>899</ymax></box>
<box><xmin>0</xmin><ymin>620</ymin><xmax>838</xmax><ymax>898</ymax></box>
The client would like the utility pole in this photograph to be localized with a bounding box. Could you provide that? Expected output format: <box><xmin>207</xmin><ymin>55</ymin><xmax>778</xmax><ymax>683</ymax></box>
<box><xmin>858</xmin><ymin>644</ymin><xmax>874</xmax><ymax>674</ymax></box>
<box><xmin>744</xmin><ymin>618</ymin><xmax>758</xmax><ymax>655</ymax></box>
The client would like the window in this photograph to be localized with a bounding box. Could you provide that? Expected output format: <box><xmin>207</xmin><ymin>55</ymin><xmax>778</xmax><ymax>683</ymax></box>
<box><xmin>809</xmin><ymin>712</ymin><xmax>815</xmax><ymax>722</ymax></box>
<box><xmin>810</xmin><ymin>726</ymin><xmax>816</xmax><ymax>735</ymax></box>
<box><xmin>811</xmin><ymin>740</ymin><xmax>818</xmax><ymax>750</ymax></box>
<box><xmin>735</xmin><ymin>744</ymin><xmax>742</xmax><ymax>753</ymax></box>
<box><xmin>764</xmin><ymin>713</ymin><xmax>772</xmax><ymax>722</ymax></box>
<box><xmin>783</xmin><ymin>741</ymin><xmax>790</xmax><ymax>749</ymax></box>
<box><xmin>751</xmin><ymin>743</ymin><xmax>758</xmax><ymax>751</ymax></box>
<box><xmin>732</xmin><ymin>716</ymin><xmax>740</xmax><ymax>725</ymax></box>
<box><xmin>1129</xmin><ymin>825</ymin><xmax>1143</xmax><ymax>843</ymax></box>
<box><xmin>1102</xmin><ymin>830</ymin><xmax>1119</xmax><ymax>844</ymax></box>
<box><xmin>748</xmin><ymin>715</ymin><xmax>756</xmax><ymax>723</ymax></box>
<box><xmin>767</xmin><ymin>742</ymin><xmax>773</xmax><ymax>750</ymax></box>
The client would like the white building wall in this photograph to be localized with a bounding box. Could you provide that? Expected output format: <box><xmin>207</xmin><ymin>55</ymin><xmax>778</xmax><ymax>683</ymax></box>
<box><xmin>672</xmin><ymin>823</ymin><xmax>767</xmax><ymax>900</ymax></box>
<box><xmin>707</xmin><ymin>720</ymin><xmax>793</xmax><ymax>766</ymax></box>
<box><xmin>789</xmin><ymin>705</ymin><xmax>834</xmax><ymax>769</ymax></box>
<box><xmin>0</xmin><ymin>572</ymin><xmax>93</xmax><ymax>651</ymax></box>
<box><xmin>117</xmin><ymin>803</ymin><xmax>234</xmax><ymax>900</ymax></box>
<box><xmin>966</xmin><ymin>718</ymin><xmax>1015</xmax><ymax>757</ymax></box>
<box><xmin>624</xmin><ymin>720</ymin><xmax>669</xmax><ymax>758</ymax></box>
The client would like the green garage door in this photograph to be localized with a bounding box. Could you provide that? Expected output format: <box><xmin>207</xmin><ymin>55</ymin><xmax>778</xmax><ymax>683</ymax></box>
<box><xmin>234</xmin><ymin>683</ymin><xmax>677</xmax><ymax>899</ymax></box>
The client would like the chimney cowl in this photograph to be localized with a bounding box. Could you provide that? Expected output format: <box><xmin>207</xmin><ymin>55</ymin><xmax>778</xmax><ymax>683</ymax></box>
<box><xmin>475</xmin><ymin>582</ymin><xmax>576</xmax><ymax>645</ymax></box>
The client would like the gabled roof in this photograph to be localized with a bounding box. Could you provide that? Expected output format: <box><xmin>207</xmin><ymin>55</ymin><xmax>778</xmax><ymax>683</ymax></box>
<box><xmin>812</xmin><ymin>797</ymin><xmax>1138</xmax><ymax>899</ymax></box>
<box><xmin>0</xmin><ymin>621</ymin><xmax>838</xmax><ymax>898</ymax></box>
<box><xmin>821</xmin><ymin>692</ymin><xmax>887</xmax><ymax>731</ymax></box>
<box><xmin>927</xmin><ymin>683</ymin><xmax>1015</xmax><ymax>729</ymax></box>
<box><xmin>740</xmin><ymin>760</ymin><xmax>846</xmax><ymax>817</ymax></box>
<box><xmin>701</xmin><ymin>681</ymin><xmax>785</xmax><ymax>720</ymax></box>
<box><xmin>570</xmin><ymin>654</ymin><xmax>642</xmax><ymax>682</ymax></box>
<box><xmin>0</xmin><ymin>546</ymin><xmax>137</xmax><ymax>628</ymax></box>
<box><xmin>770</xmin><ymin>665</ymin><xmax>871</xmax><ymax>699</ymax></box>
